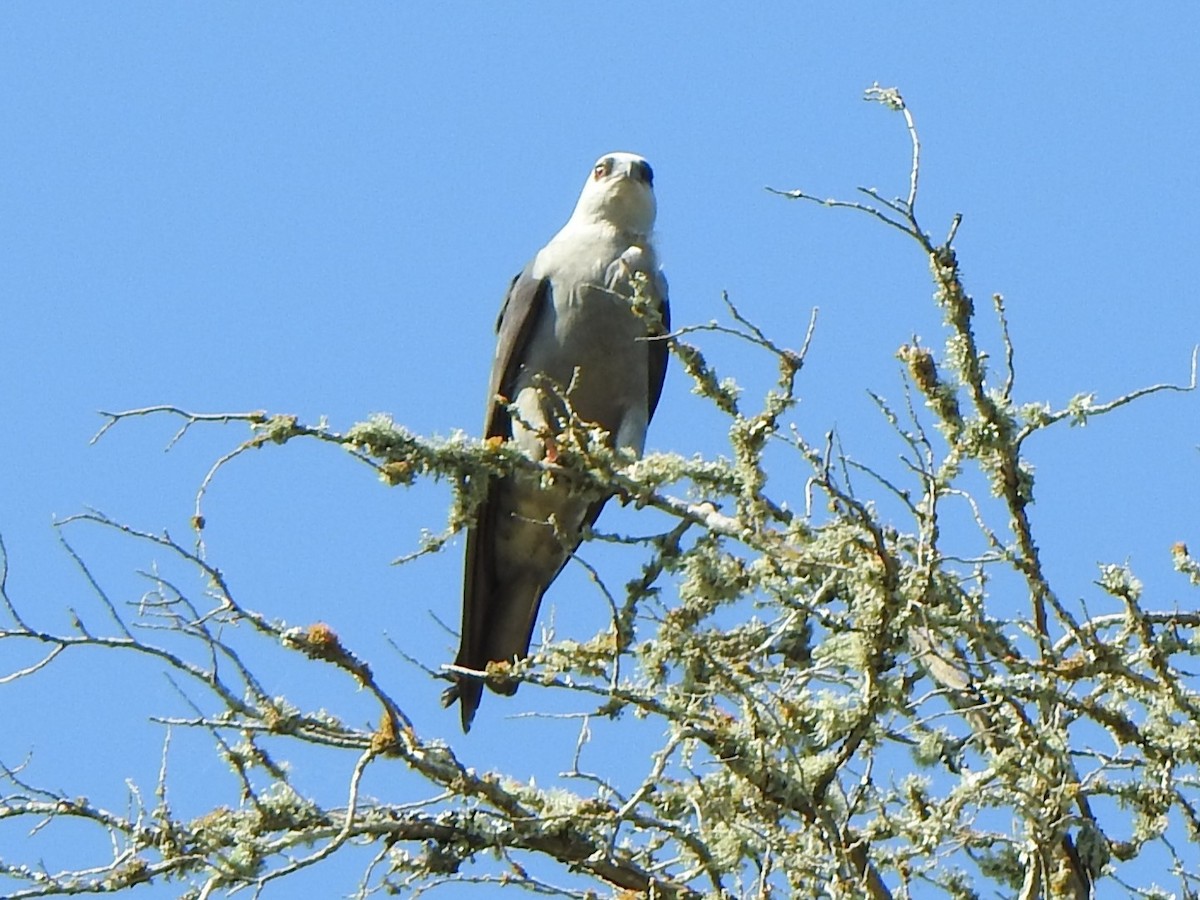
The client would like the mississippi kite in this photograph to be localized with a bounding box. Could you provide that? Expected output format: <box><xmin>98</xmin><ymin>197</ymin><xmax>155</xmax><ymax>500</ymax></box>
<box><xmin>444</xmin><ymin>152</ymin><xmax>670</xmax><ymax>731</ymax></box>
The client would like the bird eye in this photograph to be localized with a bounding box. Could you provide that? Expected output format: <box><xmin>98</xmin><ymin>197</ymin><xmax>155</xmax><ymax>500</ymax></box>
<box><xmin>593</xmin><ymin>158</ymin><xmax>612</xmax><ymax>180</ymax></box>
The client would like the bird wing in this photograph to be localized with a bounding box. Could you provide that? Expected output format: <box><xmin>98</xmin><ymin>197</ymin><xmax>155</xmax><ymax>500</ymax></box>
<box><xmin>647</xmin><ymin>269</ymin><xmax>671</xmax><ymax>422</ymax></box>
<box><xmin>484</xmin><ymin>267</ymin><xmax>552</xmax><ymax>439</ymax></box>
<box><xmin>448</xmin><ymin>268</ymin><xmax>551</xmax><ymax>730</ymax></box>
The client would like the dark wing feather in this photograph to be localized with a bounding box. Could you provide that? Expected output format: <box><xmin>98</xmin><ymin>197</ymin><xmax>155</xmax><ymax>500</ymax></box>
<box><xmin>647</xmin><ymin>270</ymin><xmax>670</xmax><ymax>422</ymax></box>
<box><xmin>484</xmin><ymin>268</ymin><xmax>552</xmax><ymax>439</ymax></box>
<box><xmin>446</xmin><ymin>268</ymin><xmax>551</xmax><ymax>731</ymax></box>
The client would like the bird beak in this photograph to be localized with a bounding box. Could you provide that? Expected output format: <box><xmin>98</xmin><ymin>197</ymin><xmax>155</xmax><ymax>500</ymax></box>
<box><xmin>628</xmin><ymin>159</ymin><xmax>653</xmax><ymax>186</ymax></box>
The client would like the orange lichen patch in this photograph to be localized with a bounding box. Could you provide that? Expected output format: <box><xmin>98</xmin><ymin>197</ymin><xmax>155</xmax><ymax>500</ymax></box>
<box><xmin>371</xmin><ymin>711</ymin><xmax>399</xmax><ymax>754</ymax></box>
<box><xmin>485</xmin><ymin>435</ymin><xmax>505</xmax><ymax>449</ymax></box>
<box><xmin>381</xmin><ymin>460</ymin><xmax>414</xmax><ymax>485</ymax></box>
<box><xmin>1054</xmin><ymin>654</ymin><xmax>1089</xmax><ymax>679</ymax></box>
<box><xmin>307</xmin><ymin>622</ymin><xmax>339</xmax><ymax>648</ymax></box>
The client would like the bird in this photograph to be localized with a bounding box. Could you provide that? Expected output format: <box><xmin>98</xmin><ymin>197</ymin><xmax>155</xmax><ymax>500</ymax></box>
<box><xmin>443</xmin><ymin>152</ymin><xmax>670</xmax><ymax>731</ymax></box>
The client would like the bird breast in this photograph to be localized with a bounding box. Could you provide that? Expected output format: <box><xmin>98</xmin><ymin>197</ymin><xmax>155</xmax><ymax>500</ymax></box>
<box><xmin>518</xmin><ymin>233</ymin><xmax>659</xmax><ymax>447</ymax></box>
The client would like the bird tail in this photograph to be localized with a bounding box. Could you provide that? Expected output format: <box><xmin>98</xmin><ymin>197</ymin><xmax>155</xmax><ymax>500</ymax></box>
<box><xmin>440</xmin><ymin>678</ymin><xmax>484</xmax><ymax>732</ymax></box>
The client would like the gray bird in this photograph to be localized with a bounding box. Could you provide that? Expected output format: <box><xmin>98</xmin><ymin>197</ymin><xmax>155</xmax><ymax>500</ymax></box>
<box><xmin>444</xmin><ymin>152</ymin><xmax>670</xmax><ymax>731</ymax></box>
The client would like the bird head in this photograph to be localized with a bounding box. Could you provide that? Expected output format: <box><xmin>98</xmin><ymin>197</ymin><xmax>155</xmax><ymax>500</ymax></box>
<box><xmin>568</xmin><ymin>152</ymin><xmax>657</xmax><ymax>236</ymax></box>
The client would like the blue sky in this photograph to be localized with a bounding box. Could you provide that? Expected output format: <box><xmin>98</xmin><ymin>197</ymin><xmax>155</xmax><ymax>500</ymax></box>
<box><xmin>2</xmin><ymin>4</ymin><xmax>1198</xmax><ymax>896</ymax></box>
